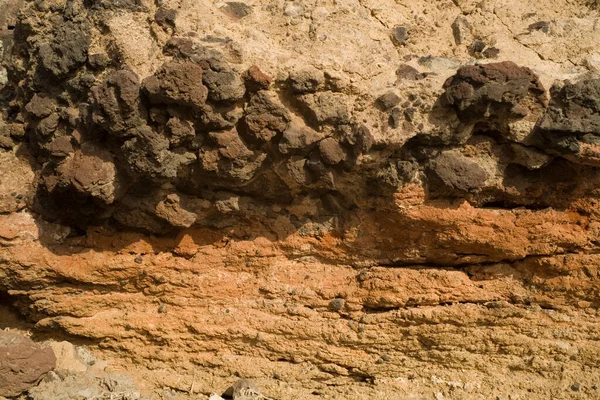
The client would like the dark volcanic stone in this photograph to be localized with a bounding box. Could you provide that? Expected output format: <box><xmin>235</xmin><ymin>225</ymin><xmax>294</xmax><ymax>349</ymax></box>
<box><xmin>482</xmin><ymin>47</ymin><xmax>500</xmax><ymax>58</ymax></box>
<box><xmin>538</xmin><ymin>79</ymin><xmax>600</xmax><ymax>135</ymax></box>
<box><xmin>389</xmin><ymin>107</ymin><xmax>403</xmax><ymax>128</ymax></box>
<box><xmin>469</xmin><ymin>39</ymin><xmax>486</xmax><ymax>55</ymax></box>
<box><xmin>45</xmin><ymin>135</ymin><xmax>74</xmax><ymax>157</ymax></box>
<box><xmin>155</xmin><ymin>7</ymin><xmax>177</xmax><ymax>27</ymax></box>
<box><xmin>223</xmin><ymin>379</ymin><xmax>261</xmax><ymax>399</ymax></box>
<box><xmin>534</xmin><ymin>79</ymin><xmax>600</xmax><ymax>166</ymax></box>
<box><xmin>243</xmin><ymin>65</ymin><xmax>272</xmax><ymax>92</ymax></box>
<box><xmin>377</xmin><ymin>91</ymin><xmax>401</xmax><ymax>110</ymax></box>
<box><xmin>88</xmin><ymin>53</ymin><xmax>111</xmax><ymax>69</ymax></box>
<box><xmin>92</xmin><ymin>69</ymin><xmax>146</xmax><ymax>135</ymax></box>
<box><xmin>442</xmin><ymin>61</ymin><xmax>546</xmax><ymax>139</ymax></box>
<box><xmin>35</xmin><ymin>113</ymin><xmax>60</xmax><ymax>139</ymax></box>
<box><xmin>37</xmin><ymin>144</ymin><xmax>127</xmax><ymax>228</ymax></box>
<box><xmin>344</xmin><ymin>124</ymin><xmax>374</xmax><ymax>156</ymax></box>
<box><xmin>243</xmin><ymin>90</ymin><xmax>291</xmax><ymax>142</ymax></box>
<box><xmin>121</xmin><ymin>125</ymin><xmax>190</xmax><ymax>180</ymax></box>
<box><xmin>202</xmin><ymin>66</ymin><xmax>246</xmax><ymax>103</ymax></box>
<box><xmin>429</xmin><ymin>151</ymin><xmax>489</xmax><ymax>193</ymax></box>
<box><xmin>528</xmin><ymin>21</ymin><xmax>550</xmax><ymax>33</ymax></box>
<box><xmin>451</xmin><ymin>16</ymin><xmax>472</xmax><ymax>45</ymax></box>
<box><xmin>163</xmin><ymin>37</ymin><xmax>197</xmax><ymax>58</ymax></box>
<box><xmin>85</xmin><ymin>0</ymin><xmax>148</xmax><ymax>11</ymax></box>
<box><xmin>468</xmin><ymin>40</ymin><xmax>500</xmax><ymax>59</ymax></box>
<box><xmin>166</xmin><ymin>117</ymin><xmax>195</xmax><ymax>147</ymax></box>
<box><xmin>443</xmin><ymin>61</ymin><xmax>545</xmax><ymax>115</ymax></box>
<box><xmin>328</xmin><ymin>298</ymin><xmax>345</xmax><ymax>311</ymax></box>
<box><xmin>143</xmin><ymin>61</ymin><xmax>208</xmax><ymax>109</ymax></box>
<box><xmin>25</xmin><ymin>94</ymin><xmax>57</xmax><ymax>118</ymax></box>
<box><xmin>198</xmin><ymin>128</ymin><xmax>266</xmax><ymax>184</ymax></box>
<box><xmin>38</xmin><ymin>19</ymin><xmax>90</xmax><ymax>78</ymax></box>
<box><xmin>571</xmin><ymin>383</ymin><xmax>581</xmax><ymax>392</ymax></box>
<box><xmin>396</xmin><ymin>64</ymin><xmax>424</xmax><ymax>81</ymax></box>
<box><xmin>319</xmin><ymin>137</ymin><xmax>347</xmax><ymax>165</ymax></box>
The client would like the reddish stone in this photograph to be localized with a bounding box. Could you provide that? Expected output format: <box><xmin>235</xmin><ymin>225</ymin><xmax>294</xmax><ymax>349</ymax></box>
<box><xmin>0</xmin><ymin>331</ymin><xmax>56</xmax><ymax>397</ymax></box>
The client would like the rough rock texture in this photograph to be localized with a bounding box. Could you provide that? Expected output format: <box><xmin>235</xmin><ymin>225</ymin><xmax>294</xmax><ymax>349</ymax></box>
<box><xmin>1</xmin><ymin>0</ymin><xmax>600</xmax><ymax>399</ymax></box>
<box><xmin>0</xmin><ymin>329</ymin><xmax>150</xmax><ymax>400</ymax></box>
<box><xmin>0</xmin><ymin>331</ymin><xmax>56</xmax><ymax>397</ymax></box>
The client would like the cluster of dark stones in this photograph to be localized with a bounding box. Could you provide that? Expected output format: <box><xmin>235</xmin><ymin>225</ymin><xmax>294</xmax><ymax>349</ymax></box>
<box><xmin>5</xmin><ymin>0</ymin><xmax>600</xmax><ymax>234</ymax></box>
<box><xmin>4</xmin><ymin>2</ymin><xmax>374</xmax><ymax>233</ymax></box>
<box><xmin>417</xmin><ymin>61</ymin><xmax>600</xmax><ymax>208</ymax></box>
<box><xmin>535</xmin><ymin>78</ymin><xmax>600</xmax><ymax>166</ymax></box>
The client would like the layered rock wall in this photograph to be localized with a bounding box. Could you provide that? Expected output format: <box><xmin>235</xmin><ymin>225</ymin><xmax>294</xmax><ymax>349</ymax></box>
<box><xmin>1</xmin><ymin>0</ymin><xmax>600</xmax><ymax>398</ymax></box>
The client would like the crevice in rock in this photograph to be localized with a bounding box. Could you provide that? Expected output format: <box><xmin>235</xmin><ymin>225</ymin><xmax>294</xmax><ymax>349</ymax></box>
<box><xmin>0</xmin><ymin>290</ymin><xmax>33</xmax><ymax>330</ymax></box>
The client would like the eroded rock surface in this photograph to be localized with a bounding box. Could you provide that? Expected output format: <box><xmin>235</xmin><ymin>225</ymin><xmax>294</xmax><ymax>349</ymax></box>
<box><xmin>1</xmin><ymin>0</ymin><xmax>600</xmax><ymax>399</ymax></box>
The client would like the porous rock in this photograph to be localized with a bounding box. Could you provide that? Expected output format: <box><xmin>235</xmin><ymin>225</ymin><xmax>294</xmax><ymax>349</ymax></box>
<box><xmin>37</xmin><ymin>18</ymin><xmax>90</xmax><ymax>78</ymax></box>
<box><xmin>243</xmin><ymin>90</ymin><xmax>291</xmax><ymax>142</ymax></box>
<box><xmin>243</xmin><ymin>65</ymin><xmax>272</xmax><ymax>92</ymax></box>
<box><xmin>443</xmin><ymin>61</ymin><xmax>547</xmax><ymax>142</ymax></box>
<box><xmin>534</xmin><ymin>78</ymin><xmax>600</xmax><ymax>166</ymax></box>
<box><xmin>143</xmin><ymin>61</ymin><xmax>208</xmax><ymax>110</ymax></box>
<box><xmin>92</xmin><ymin>69</ymin><xmax>146</xmax><ymax>135</ymax></box>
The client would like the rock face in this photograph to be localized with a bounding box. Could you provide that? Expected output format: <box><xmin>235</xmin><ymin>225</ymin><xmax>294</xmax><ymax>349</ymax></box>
<box><xmin>0</xmin><ymin>331</ymin><xmax>56</xmax><ymax>397</ymax></box>
<box><xmin>1</xmin><ymin>0</ymin><xmax>600</xmax><ymax>399</ymax></box>
<box><xmin>535</xmin><ymin>78</ymin><xmax>600</xmax><ymax>166</ymax></box>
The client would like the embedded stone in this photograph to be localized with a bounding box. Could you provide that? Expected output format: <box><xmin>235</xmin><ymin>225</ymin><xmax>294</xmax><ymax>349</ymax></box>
<box><xmin>0</xmin><ymin>331</ymin><xmax>57</xmax><ymax>398</ymax></box>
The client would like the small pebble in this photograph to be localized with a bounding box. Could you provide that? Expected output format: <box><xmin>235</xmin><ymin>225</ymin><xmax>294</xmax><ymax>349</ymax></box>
<box><xmin>528</xmin><ymin>21</ymin><xmax>550</xmax><ymax>33</ymax></box>
<box><xmin>222</xmin><ymin>2</ymin><xmax>253</xmax><ymax>18</ymax></box>
<box><xmin>396</xmin><ymin>64</ymin><xmax>424</xmax><ymax>81</ymax></box>
<box><xmin>483</xmin><ymin>47</ymin><xmax>500</xmax><ymax>58</ymax></box>
<box><xmin>391</xmin><ymin>25</ymin><xmax>409</xmax><ymax>46</ymax></box>
<box><xmin>571</xmin><ymin>383</ymin><xmax>581</xmax><ymax>392</ymax></box>
<box><xmin>134</xmin><ymin>256</ymin><xmax>143</xmax><ymax>264</ymax></box>
<box><xmin>328</xmin><ymin>298</ymin><xmax>345</xmax><ymax>312</ymax></box>
<box><xmin>377</xmin><ymin>91</ymin><xmax>401</xmax><ymax>110</ymax></box>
